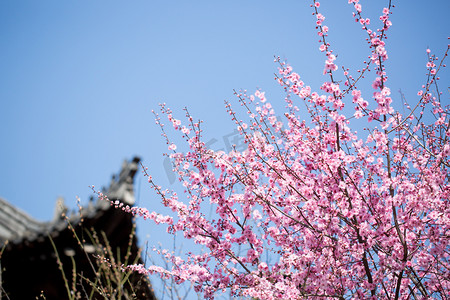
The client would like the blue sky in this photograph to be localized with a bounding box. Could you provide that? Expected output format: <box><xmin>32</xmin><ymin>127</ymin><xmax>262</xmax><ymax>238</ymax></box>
<box><xmin>0</xmin><ymin>1</ymin><xmax>448</xmax><ymax>298</ymax></box>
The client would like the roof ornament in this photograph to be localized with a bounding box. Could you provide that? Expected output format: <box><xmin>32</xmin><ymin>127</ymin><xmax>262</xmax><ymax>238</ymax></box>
<box><xmin>53</xmin><ymin>197</ymin><xmax>67</xmax><ymax>220</ymax></box>
<box><xmin>102</xmin><ymin>156</ymin><xmax>141</xmax><ymax>206</ymax></box>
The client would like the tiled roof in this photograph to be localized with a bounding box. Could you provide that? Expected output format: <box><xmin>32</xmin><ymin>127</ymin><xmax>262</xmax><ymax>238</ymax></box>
<box><xmin>0</xmin><ymin>156</ymin><xmax>141</xmax><ymax>246</ymax></box>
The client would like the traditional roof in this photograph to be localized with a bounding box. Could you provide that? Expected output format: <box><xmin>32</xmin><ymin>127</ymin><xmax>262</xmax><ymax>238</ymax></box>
<box><xmin>0</xmin><ymin>156</ymin><xmax>140</xmax><ymax>247</ymax></box>
<box><xmin>0</xmin><ymin>156</ymin><xmax>156</xmax><ymax>300</ymax></box>
<box><xmin>0</xmin><ymin>196</ymin><xmax>47</xmax><ymax>245</ymax></box>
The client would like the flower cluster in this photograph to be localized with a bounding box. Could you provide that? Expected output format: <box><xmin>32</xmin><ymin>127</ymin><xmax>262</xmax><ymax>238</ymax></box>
<box><xmin>119</xmin><ymin>1</ymin><xmax>450</xmax><ymax>299</ymax></box>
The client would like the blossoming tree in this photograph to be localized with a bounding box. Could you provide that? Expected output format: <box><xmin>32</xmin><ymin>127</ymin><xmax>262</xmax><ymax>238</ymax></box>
<box><xmin>100</xmin><ymin>1</ymin><xmax>449</xmax><ymax>299</ymax></box>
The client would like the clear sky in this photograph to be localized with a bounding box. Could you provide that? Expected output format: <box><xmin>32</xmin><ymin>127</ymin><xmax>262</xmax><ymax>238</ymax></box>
<box><xmin>0</xmin><ymin>1</ymin><xmax>448</xmax><ymax>298</ymax></box>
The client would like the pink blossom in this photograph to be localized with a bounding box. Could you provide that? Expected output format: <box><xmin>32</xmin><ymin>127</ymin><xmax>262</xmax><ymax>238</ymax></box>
<box><xmin>123</xmin><ymin>2</ymin><xmax>450</xmax><ymax>299</ymax></box>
